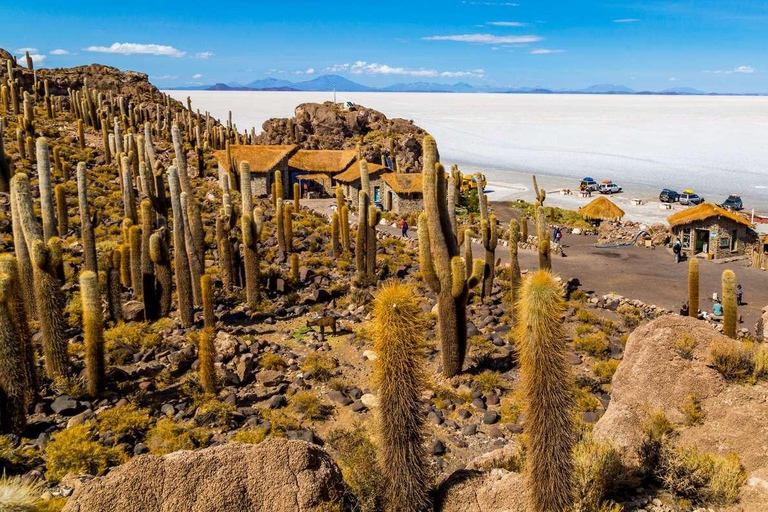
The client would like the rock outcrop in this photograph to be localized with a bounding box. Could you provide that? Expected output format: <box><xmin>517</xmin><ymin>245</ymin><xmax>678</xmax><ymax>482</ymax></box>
<box><xmin>254</xmin><ymin>101</ymin><xmax>429</xmax><ymax>171</ymax></box>
<box><xmin>435</xmin><ymin>469</ymin><xmax>529</xmax><ymax>512</ymax></box>
<box><xmin>62</xmin><ymin>439</ymin><xmax>345</xmax><ymax>512</ymax></box>
<box><xmin>593</xmin><ymin>315</ymin><xmax>768</xmax><ymax>499</ymax></box>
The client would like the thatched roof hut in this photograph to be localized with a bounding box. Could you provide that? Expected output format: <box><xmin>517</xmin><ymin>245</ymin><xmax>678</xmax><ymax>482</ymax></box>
<box><xmin>668</xmin><ymin>202</ymin><xmax>753</xmax><ymax>229</ymax></box>
<box><xmin>578</xmin><ymin>196</ymin><xmax>625</xmax><ymax>221</ymax></box>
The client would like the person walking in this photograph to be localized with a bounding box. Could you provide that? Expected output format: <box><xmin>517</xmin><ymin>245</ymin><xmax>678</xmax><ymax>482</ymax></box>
<box><xmin>400</xmin><ymin>219</ymin><xmax>409</xmax><ymax>238</ymax></box>
<box><xmin>673</xmin><ymin>240</ymin><xmax>682</xmax><ymax>263</ymax></box>
<box><xmin>736</xmin><ymin>284</ymin><xmax>744</xmax><ymax>306</ymax></box>
<box><xmin>555</xmin><ymin>228</ymin><xmax>563</xmax><ymax>245</ymax></box>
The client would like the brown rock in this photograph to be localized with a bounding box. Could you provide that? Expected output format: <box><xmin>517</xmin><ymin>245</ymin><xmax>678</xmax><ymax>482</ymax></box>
<box><xmin>62</xmin><ymin>439</ymin><xmax>345</xmax><ymax>512</ymax></box>
<box><xmin>435</xmin><ymin>469</ymin><xmax>529</xmax><ymax>512</ymax></box>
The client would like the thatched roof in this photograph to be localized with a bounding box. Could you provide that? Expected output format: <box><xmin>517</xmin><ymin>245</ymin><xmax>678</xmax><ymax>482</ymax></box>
<box><xmin>213</xmin><ymin>145</ymin><xmax>297</xmax><ymax>173</ymax></box>
<box><xmin>381</xmin><ymin>172</ymin><xmax>423</xmax><ymax>195</ymax></box>
<box><xmin>297</xmin><ymin>173</ymin><xmax>333</xmax><ymax>184</ymax></box>
<box><xmin>288</xmin><ymin>149</ymin><xmax>358</xmax><ymax>173</ymax></box>
<box><xmin>578</xmin><ymin>196</ymin><xmax>625</xmax><ymax>221</ymax></box>
<box><xmin>668</xmin><ymin>202</ymin><xmax>753</xmax><ymax>228</ymax></box>
<box><xmin>334</xmin><ymin>162</ymin><xmax>390</xmax><ymax>183</ymax></box>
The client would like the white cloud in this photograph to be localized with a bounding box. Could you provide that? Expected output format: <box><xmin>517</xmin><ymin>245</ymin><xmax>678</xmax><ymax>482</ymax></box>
<box><xmin>293</xmin><ymin>68</ymin><xmax>316</xmax><ymax>75</ymax></box>
<box><xmin>325</xmin><ymin>63</ymin><xmax>350</xmax><ymax>72</ymax></box>
<box><xmin>530</xmin><ymin>49</ymin><xmax>565</xmax><ymax>54</ymax></box>
<box><xmin>704</xmin><ymin>65</ymin><xmax>755</xmax><ymax>75</ymax></box>
<box><xmin>15</xmin><ymin>47</ymin><xmax>38</xmax><ymax>53</ymax></box>
<box><xmin>423</xmin><ymin>34</ymin><xmax>543</xmax><ymax>44</ymax></box>
<box><xmin>195</xmin><ymin>52</ymin><xmax>214</xmax><ymax>59</ymax></box>
<box><xmin>50</xmin><ymin>49</ymin><xmax>70</xmax><ymax>55</ymax></box>
<box><xmin>18</xmin><ymin>53</ymin><xmax>46</xmax><ymax>64</ymax></box>
<box><xmin>613</xmin><ymin>18</ymin><xmax>640</xmax><ymax>23</ymax></box>
<box><xmin>335</xmin><ymin>61</ymin><xmax>484</xmax><ymax>78</ymax></box>
<box><xmin>669</xmin><ymin>77</ymin><xmax>681</xmax><ymax>82</ymax></box>
<box><xmin>85</xmin><ymin>43</ymin><xmax>186</xmax><ymax>57</ymax></box>
<box><xmin>487</xmin><ymin>21</ymin><xmax>527</xmax><ymax>26</ymax></box>
<box><xmin>192</xmin><ymin>73</ymin><xmax>203</xmax><ymax>79</ymax></box>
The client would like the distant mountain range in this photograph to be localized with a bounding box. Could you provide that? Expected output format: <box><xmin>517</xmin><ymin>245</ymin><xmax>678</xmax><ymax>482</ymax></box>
<box><xmin>168</xmin><ymin>75</ymin><xmax>763</xmax><ymax>96</ymax></box>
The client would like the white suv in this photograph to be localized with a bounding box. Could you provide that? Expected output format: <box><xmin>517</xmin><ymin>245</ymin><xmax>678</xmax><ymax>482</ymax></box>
<box><xmin>599</xmin><ymin>183</ymin><xmax>622</xmax><ymax>194</ymax></box>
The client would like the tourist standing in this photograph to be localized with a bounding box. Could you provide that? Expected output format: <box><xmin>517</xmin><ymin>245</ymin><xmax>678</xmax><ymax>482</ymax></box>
<box><xmin>401</xmin><ymin>219</ymin><xmax>409</xmax><ymax>238</ymax></box>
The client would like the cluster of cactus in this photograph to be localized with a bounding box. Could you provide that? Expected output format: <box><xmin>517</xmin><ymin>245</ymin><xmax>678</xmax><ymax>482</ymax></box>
<box><xmin>419</xmin><ymin>136</ymin><xmax>485</xmax><ymax>377</ymax></box>
<box><xmin>0</xmin><ymin>118</ymin><xmax>10</xmax><ymax>193</ymax></box>
<box><xmin>688</xmin><ymin>258</ymin><xmax>699</xmax><ymax>317</ymax></box>
<box><xmin>0</xmin><ymin>271</ymin><xmax>28</xmax><ymax>434</ymax></box>
<box><xmin>335</xmin><ymin>186</ymin><xmax>350</xmax><ymax>252</ymax></box>
<box><xmin>371</xmin><ymin>282</ymin><xmax>431</xmax><ymax>510</ymax></box>
<box><xmin>477</xmin><ymin>179</ymin><xmax>497</xmax><ymax>299</ymax></box>
<box><xmin>355</xmin><ymin>190</ymin><xmax>381</xmax><ymax>282</ymax></box>
<box><xmin>531</xmin><ymin>175</ymin><xmax>551</xmax><ymax>270</ymax></box>
<box><xmin>240</xmin><ymin>162</ymin><xmax>263</xmax><ymax>307</ymax></box>
<box><xmin>515</xmin><ymin>270</ymin><xmax>576</xmax><ymax>512</ymax></box>
<box><xmin>199</xmin><ymin>275</ymin><xmax>217</xmax><ymax>395</ymax></box>
<box><xmin>508</xmin><ymin>219</ymin><xmax>522</xmax><ymax>321</ymax></box>
<box><xmin>80</xmin><ymin>271</ymin><xmax>105</xmax><ymax>396</ymax></box>
<box><xmin>167</xmin><ymin>165</ymin><xmax>194</xmax><ymax>327</ymax></box>
<box><xmin>722</xmin><ymin>269</ymin><xmax>737</xmax><ymax>338</ymax></box>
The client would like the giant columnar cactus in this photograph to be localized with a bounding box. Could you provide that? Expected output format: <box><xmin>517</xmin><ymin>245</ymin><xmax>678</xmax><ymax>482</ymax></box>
<box><xmin>54</xmin><ymin>184</ymin><xmax>68</xmax><ymax>237</ymax></box>
<box><xmin>180</xmin><ymin>192</ymin><xmax>203</xmax><ymax>306</ymax></box>
<box><xmin>515</xmin><ymin>270</ymin><xmax>576</xmax><ymax>512</ymax></box>
<box><xmin>275</xmin><ymin>198</ymin><xmax>286</xmax><ymax>253</ymax></box>
<box><xmin>360</xmin><ymin>160</ymin><xmax>370</xmax><ymax>197</ymax></box>
<box><xmin>293</xmin><ymin>182</ymin><xmax>300</xmax><ymax>210</ymax></box>
<box><xmin>0</xmin><ymin>255</ymin><xmax>37</xmax><ymax>402</ymax></box>
<box><xmin>722</xmin><ymin>269</ymin><xmax>737</xmax><ymax>338</ymax></box>
<box><xmin>77</xmin><ymin>119</ymin><xmax>85</xmax><ymax>149</ymax></box>
<box><xmin>167</xmin><ymin>166</ymin><xmax>194</xmax><ymax>327</ymax></box>
<box><xmin>12</xmin><ymin>174</ymin><xmax>70</xmax><ymax>380</ymax></box>
<box><xmin>36</xmin><ymin>138</ymin><xmax>57</xmax><ymax>242</ymax></box>
<box><xmin>201</xmin><ymin>274</ymin><xmax>215</xmax><ymax>329</ymax></box>
<box><xmin>340</xmin><ymin>205</ymin><xmax>350</xmax><ymax>252</ymax></box>
<box><xmin>355</xmin><ymin>191</ymin><xmax>369</xmax><ymax>280</ymax></box>
<box><xmin>80</xmin><ymin>271</ymin><xmax>105</xmax><ymax>396</ymax></box>
<box><xmin>366</xmin><ymin>204</ymin><xmax>381</xmax><ymax>281</ymax></box>
<box><xmin>0</xmin><ymin>118</ymin><xmax>10</xmax><ymax>193</ymax></box>
<box><xmin>274</xmin><ymin>170</ymin><xmax>283</xmax><ymax>200</ymax></box>
<box><xmin>331</xmin><ymin>212</ymin><xmax>341</xmax><ymax>258</ymax></box>
<box><xmin>460</xmin><ymin>228</ymin><xmax>473</xmax><ymax>280</ymax></box>
<box><xmin>23</xmin><ymin>92</ymin><xmax>34</xmax><ymax>133</ymax></box>
<box><xmin>0</xmin><ymin>272</ymin><xmax>27</xmax><ymax>435</ymax></box>
<box><xmin>480</xmin><ymin>214</ymin><xmax>498</xmax><ymax>299</ymax></box>
<box><xmin>688</xmin><ymin>258</ymin><xmax>699</xmax><ymax>318</ymax></box>
<box><xmin>508</xmin><ymin>219</ymin><xmax>522</xmax><ymax>317</ymax></box>
<box><xmin>10</xmin><ymin>174</ymin><xmax>35</xmax><ymax>316</ymax></box>
<box><xmin>521</xmin><ymin>216</ymin><xmax>529</xmax><ymax>241</ymax></box>
<box><xmin>283</xmin><ymin>203</ymin><xmax>293</xmax><ymax>254</ymax></box>
<box><xmin>532</xmin><ymin>174</ymin><xmax>546</xmax><ymax>206</ymax></box>
<box><xmin>448</xmin><ymin>165</ymin><xmax>461</xmax><ymax>237</ymax></box>
<box><xmin>171</xmin><ymin>124</ymin><xmax>193</xmax><ymax>194</ymax></box>
<box><xmin>335</xmin><ymin>186</ymin><xmax>345</xmax><ymax>215</ymax></box>
<box><xmin>290</xmin><ymin>253</ymin><xmax>299</xmax><ymax>283</ymax></box>
<box><xmin>198</xmin><ymin>318</ymin><xmax>217</xmax><ymax>396</ymax></box>
<box><xmin>143</xmin><ymin>122</ymin><xmax>158</xmax><ymax>176</ymax></box>
<box><xmin>140</xmin><ymin>200</ymin><xmax>159</xmax><ymax>321</ymax></box>
<box><xmin>371</xmin><ymin>282</ymin><xmax>431</xmax><ymax>510</ymax></box>
<box><xmin>536</xmin><ymin>206</ymin><xmax>551</xmax><ymax>271</ymax></box>
<box><xmin>215</xmin><ymin>212</ymin><xmax>234</xmax><ymax>291</ymax></box>
<box><xmin>419</xmin><ymin>136</ymin><xmax>485</xmax><ymax>377</ymax></box>
<box><xmin>76</xmin><ymin>162</ymin><xmax>98</xmax><ymax>273</ymax></box>
<box><xmin>120</xmin><ymin>242</ymin><xmax>131</xmax><ymax>289</ymax></box>
<box><xmin>150</xmin><ymin>230</ymin><xmax>173</xmax><ymax>319</ymax></box>
<box><xmin>102</xmin><ymin>121</ymin><xmax>111</xmax><ymax>164</ymax></box>
<box><xmin>121</xmin><ymin>155</ymin><xmax>137</xmax><ymax>224</ymax></box>
<box><xmin>107</xmin><ymin>249</ymin><xmax>123</xmax><ymax>322</ymax></box>
<box><xmin>129</xmin><ymin>225</ymin><xmax>143</xmax><ymax>299</ymax></box>
<box><xmin>240</xmin><ymin>162</ymin><xmax>262</xmax><ymax>306</ymax></box>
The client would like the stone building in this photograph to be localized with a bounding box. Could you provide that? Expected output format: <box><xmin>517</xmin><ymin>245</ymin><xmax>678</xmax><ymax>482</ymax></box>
<box><xmin>380</xmin><ymin>173</ymin><xmax>424</xmax><ymax>215</ymax></box>
<box><xmin>213</xmin><ymin>145</ymin><xmax>297</xmax><ymax>197</ymax></box>
<box><xmin>333</xmin><ymin>162</ymin><xmax>391</xmax><ymax>206</ymax></box>
<box><xmin>668</xmin><ymin>203</ymin><xmax>756</xmax><ymax>259</ymax></box>
<box><xmin>288</xmin><ymin>149</ymin><xmax>358</xmax><ymax>197</ymax></box>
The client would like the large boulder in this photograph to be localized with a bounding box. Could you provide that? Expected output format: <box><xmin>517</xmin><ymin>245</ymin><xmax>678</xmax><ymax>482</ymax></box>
<box><xmin>435</xmin><ymin>469</ymin><xmax>529</xmax><ymax>512</ymax></box>
<box><xmin>62</xmin><ymin>439</ymin><xmax>345</xmax><ymax>512</ymax></box>
<box><xmin>593</xmin><ymin>315</ymin><xmax>768</xmax><ymax>477</ymax></box>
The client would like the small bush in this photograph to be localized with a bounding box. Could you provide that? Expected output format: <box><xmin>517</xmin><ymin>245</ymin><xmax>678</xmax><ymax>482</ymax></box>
<box><xmin>231</xmin><ymin>427</ymin><xmax>268</xmax><ymax>445</ymax></box>
<box><xmin>637</xmin><ymin>411</ymin><xmax>675</xmax><ymax>481</ymax></box>
<box><xmin>573</xmin><ymin>331</ymin><xmax>609</xmax><ymax>357</ymax></box>
<box><xmin>473</xmin><ymin>370</ymin><xmax>504</xmax><ymax>393</ymax></box>
<box><xmin>44</xmin><ymin>424</ymin><xmax>127</xmax><ymax>482</ymax></box>
<box><xmin>575</xmin><ymin>307</ymin><xmax>602</xmax><ymax>325</ymax></box>
<box><xmin>675</xmin><ymin>334</ymin><xmax>698</xmax><ymax>360</ymax></box>
<box><xmin>708</xmin><ymin>339</ymin><xmax>755</xmax><ymax>382</ymax></box>
<box><xmin>261</xmin><ymin>409</ymin><xmax>300</xmax><ymax>436</ymax></box>
<box><xmin>569</xmin><ymin>289</ymin><xmax>587</xmax><ymax>303</ymax></box>
<box><xmin>259</xmin><ymin>353</ymin><xmax>287</xmax><ymax>370</ymax></box>
<box><xmin>146</xmin><ymin>418</ymin><xmax>208</xmax><ymax>455</ymax></box>
<box><xmin>328</xmin><ymin>378</ymin><xmax>348</xmax><ymax>392</ymax></box>
<box><xmin>104</xmin><ymin>322</ymin><xmax>162</xmax><ymax>350</ymax></box>
<box><xmin>574</xmin><ymin>323</ymin><xmax>594</xmax><ymax>336</ymax></box>
<box><xmin>572</xmin><ymin>433</ymin><xmax>629</xmax><ymax>511</ymax></box>
<box><xmin>326</xmin><ymin>426</ymin><xmax>385</xmax><ymax>512</ymax></box>
<box><xmin>194</xmin><ymin>399</ymin><xmax>237</xmax><ymax>428</ymax></box>
<box><xmin>97</xmin><ymin>404</ymin><xmax>153</xmax><ymax>439</ymax></box>
<box><xmin>593</xmin><ymin>360</ymin><xmax>620</xmax><ymax>384</ymax></box>
<box><xmin>574</xmin><ymin>386</ymin><xmax>601</xmax><ymax>413</ymax></box>
<box><xmin>301</xmin><ymin>354</ymin><xmax>337</xmax><ymax>382</ymax></box>
<box><xmin>681</xmin><ymin>394</ymin><xmax>703</xmax><ymax>426</ymax></box>
<box><xmin>661</xmin><ymin>448</ymin><xmax>745</xmax><ymax>506</ymax></box>
<box><xmin>289</xmin><ymin>391</ymin><xmax>327</xmax><ymax>420</ymax></box>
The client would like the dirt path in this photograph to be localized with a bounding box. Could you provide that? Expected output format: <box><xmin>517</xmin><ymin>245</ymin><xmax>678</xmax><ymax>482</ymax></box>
<box><xmin>304</xmin><ymin>199</ymin><xmax>768</xmax><ymax>329</ymax></box>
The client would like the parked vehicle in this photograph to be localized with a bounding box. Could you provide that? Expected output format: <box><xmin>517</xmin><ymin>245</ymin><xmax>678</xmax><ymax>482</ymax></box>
<box><xmin>680</xmin><ymin>193</ymin><xmax>705</xmax><ymax>206</ymax></box>
<box><xmin>599</xmin><ymin>182</ymin><xmax>623</xmax><ymax>194</ymax></box>
<box><xmin>580</xmin><ymin>177</ymin><xmax>599</xmax><ymax>191</ymax></box>
<box><xmin>659</xmin><ymin>189</ymin><xmax>680</xmax><ymax>203</ymax></box>
<box><xmin>720</xmin><ymin>195</ymin><xmax>743</xmax><ymax>211</ymax></box>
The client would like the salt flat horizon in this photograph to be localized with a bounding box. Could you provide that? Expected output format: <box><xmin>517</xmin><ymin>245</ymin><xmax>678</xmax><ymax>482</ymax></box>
<box><xmin>168</xmin><ymin>90</ymin><xmax>768</xmax><ymax>215</ymax></box>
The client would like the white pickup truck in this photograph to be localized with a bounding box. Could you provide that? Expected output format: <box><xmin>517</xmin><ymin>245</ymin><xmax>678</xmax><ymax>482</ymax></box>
<box><xmin>599</xmin><ymin>182</ymin><xmax>623</xmax><ymax>194</ymax></box>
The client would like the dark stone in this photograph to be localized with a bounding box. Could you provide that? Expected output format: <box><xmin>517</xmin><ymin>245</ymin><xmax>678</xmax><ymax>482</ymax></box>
<box><xmin>485</xmin><ymin>393</ymin><xmax>499</xmax><ymax>406</ymax></box>
<box><xmin>351</xmin><ymin>401</ymin><xmax>367</xmax><ymax>413</ymax></box>
<box><xmin>457</xmin><ymin>409</ymin><xmax>471</xmax><ymax>420</ymax></box>
<box><xmin>482</xmin><ymin>411</ymin><xmax>499</xmax><ymax>425</ymax></box>
<box><xmin>267</xmin><ymin>394</ymin><xmax>286</xmax><ymax>409</ymax></box>
<box><xmin>506</xmin><ymin>424</ymin><xmax>523</xmax><ymax>434</ymax></box>
<box><xmin>467</xmin><ymin>322</ymin><xmax>481</xmax><ymax>338</ymax></box>
<box><xmin>427</xmin><ymin>411</ymin><xmax>443</xmax><ymax>425</ymax></box>
<box><xmin>50</xmin><ymin>395</ymin><xmax>81</xmax><ymax>415</ymax></box>
<box><xmin>328</xmin><ymin>390</ymin><xmax>353</xmax><ymax>406</ymax></box>
<box><xmin>471</xmin><ymin>398</ymin><xmax>486</xmax><ymax>410</ymax></box>
<box><xmin>461</xmin><ymin>424</ymin><xmax>477</xmax><ymax>436</ymax></box>
<box><xmin>486</xmin><ymin>426</ymin><xmax>504</xmax><ymax>438</ymax></box>
<box><xmin>429</xmin><ymin>440</ymin><xmax>446</xmax><ymax>456</ymax></box>
<box><xmin>134</xmin><ymin>443</ymin><xmax>148</xmax><ymax>455</ymax></box>
<box><xmin>348</xmin><ymin>387</ymin><xmax>363</xmax><ymax>400</ymax></box>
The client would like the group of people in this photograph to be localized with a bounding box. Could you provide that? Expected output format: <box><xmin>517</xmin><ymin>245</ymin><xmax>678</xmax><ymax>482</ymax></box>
<box><xmin>681</xmin><ymin>284</ymin><xmax>744</xmax><ymax>321</ymax></box>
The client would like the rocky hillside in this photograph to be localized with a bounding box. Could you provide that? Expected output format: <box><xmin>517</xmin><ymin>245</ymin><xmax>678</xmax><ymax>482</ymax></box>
<box><xmin>254</xmin><ymin>101</ymin><xmax>429</xmax><ymax>171</ymax></box>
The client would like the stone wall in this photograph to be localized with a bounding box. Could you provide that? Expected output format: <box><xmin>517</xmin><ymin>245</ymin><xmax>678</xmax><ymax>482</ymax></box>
<box><xmin>673</xmin><ymin>218</ymin><xmax>756</xmax><ymax>259</ymax></box>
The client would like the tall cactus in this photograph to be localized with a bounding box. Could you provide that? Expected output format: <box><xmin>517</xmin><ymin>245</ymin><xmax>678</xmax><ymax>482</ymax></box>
<box><xmin>330</xmin><ymin>212</ymin><xmax>341</xmax><ymax>258</ymax></box>
<box><xmin>688</xmin><ymin>257</ymin><xmax>699</xmax><ymax>318</ymax></box>
<box><xmin>290</xmin><ymin>253</ymin><xmax>300</xmax><ymax>283</ymax></box>
<box><xmin>180</xmin><ymin>192</ymin><xmax>203</xmax><ymax>306</ymax></box>
<box><xmin>201</xmin><ymin>274</ymin><xmax>215</xmax><ymax>328</ymax></box>
<box><xmin>11</xmin><ymin>173</ymin><xmax>35</xmax><ymax>316</ymax></box>
<box><xmin>0</xmin><ymin>118</ymin><xmax>10</xmax><ymax>193</ymax></box>
<box><xmin>722</xmin><ymin>269</ymin><xmax>737</xmax><ymax>338</ymax></box>
<box><xmin>536</xmin><ymin>206</ymin><xmax>551</xmax><ymax>271</ymax></box>
<box><xmin>216</xmin><ymin>212</ymin><xmax>234</xmax><ymax>291</ymax></box>
<box><xmin>128</xmin><ymin>225</ymin><xmax>143</xmax><ymax>299</ymax></box>
<box><xmin>372</xmin><ymin>282</ymin><xmax>431</xmax><ymax>510</ymax></box>
<box><xmin>80</xmin><ymin>271</ymin><xmax>105</xmax><ymax>396</ymax></box>
<box><xmin>107</xmin><ymin>249</ymin><xmax>123</xmax><ymax>322</ymax></box>
<box><xmin>340</xmin><ymin>205</ymin><xmax>350</xmax><ymax>252</ymax></box>
<box><xmin>54</xmin><ymin>184</ymin><xmax>68</xmax><ymax>237</ymax></box>
<box><xmin>76</xmin><ymin>162</ymin><xmax>98</xmax><ymax>273</ymax></box>
<box><xmin>355</xmin><ymin>191</ymin><xmax>369</xmax><ymax>280</ymax></box>
<box><xmin>275</xmin><ymin>198</ymin><xmax>286</xmax><ymax>253</ymax></box>
<box><xmin>274</xmin><ymin>170</ymin><xmax>283</xmax><ymax>200</ymax></box>
<box><xmin>36</xmin><ymin>138</ymin><xmax>57</xmax><ymax>243</ymax></box>
<box><xmin>419</xmin><ymin>136</ymin><xmax>484</xmax><ymax>377</ymax></box>
<box><xmin>149</xmin><ymin>230</ymin><xmax>173</xmax><ymax>319</ymax></box>
<box><xmin>0</xmin><ymin>273</ymin><xmax>27</xmax><ymax>435</ymax></box>
<box><xmin>283</xmin><ymin>203</ymin><xmax>294</xmax><ymax>254</ymax></box>
<box><xmin>515</xmin><ymin>270</ymin><xmax>575</xmax><ymax>512</ymax></box>
<box><xmin>241</xmin><ymin>162</ymin><xmax>262</xmax><ymax>307</ymax></box>
<box><xmin>508</xmin><ymin>219</ymin><xmax>522</xmax><ymax>316</ymax></box>
<box><xmin>199</xmin><ymin>275</ymin><xmax>217</xmax><ymax>396</ymax></box>
<box><xmin>0</xmin><ymin>255</ymin><xmax>37</xmax><ymax>402</ymax></box>
<box><xmin>167</xmin><ymin>166</ymin><xmax>194</xmax><ymax>327</ymax></box>
<box><xmin>366</xmin><ymin>204</ymin><xmax>381</xmax><ymax>280</ymax></box>
<box><xmin>293</xmin><ymin>182</ymin><xmax>300</xmax><ymax>210</ymax></box>
<box><xmin>480</xmin><ymin>214</ymin><xmax>498</xmax><ymax>299</ymax></box>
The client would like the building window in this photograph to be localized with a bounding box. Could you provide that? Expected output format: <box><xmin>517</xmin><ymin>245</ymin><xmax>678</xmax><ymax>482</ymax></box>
<box><xmin>720</xmin><ymin>237</ymin><xmax>729</xmax><ymax>249</ymax></box>
<box><xmin>731</xmin><ymin>229</ymin><xmax>738</xmax><ymax>251</ymax></box>
<box><xmin>682</xmin><ymin>228</ymin><xmax>691</xmax><ymax>249</ymax></box>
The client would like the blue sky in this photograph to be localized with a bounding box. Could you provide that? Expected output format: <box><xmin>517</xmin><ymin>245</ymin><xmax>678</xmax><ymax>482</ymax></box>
<box><xmin>2</xmin><ymin>0</ymin><xmax>767</xmax><ymax>93</ymax></box>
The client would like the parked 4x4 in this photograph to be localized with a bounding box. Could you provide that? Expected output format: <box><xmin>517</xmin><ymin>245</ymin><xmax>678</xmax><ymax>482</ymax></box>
<box><xmin>599</xmin><ymin>182</ymin><xmax>622</xmax><ymax>194</ymax></box>
<box><xmin>580</xmin><ymin>177</ymin><xmax>599</xmax><ymax>191</ymax></box>
<box><xmin>720</xmin><ymin>195</ymin><xmax>743</xmax><ymax>211</ymax></box>
<box><xmin>680</xmin><ymin>193</ymin><xmax>704</xmax><ymax>206</ymax></box>
<box><xmin>659</xmin><ymin>189</ymin><xmax>680</xmax><ymax>203</ymax></box>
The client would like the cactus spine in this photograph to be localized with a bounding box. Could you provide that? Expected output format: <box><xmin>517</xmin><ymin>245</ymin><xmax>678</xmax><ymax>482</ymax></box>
<box><xmin>688</xmin><ymin>257</ymin><xmax>699</xmax><ymax>317</ymax></box>
<box><xmin>372</xmin><ymin>282</ymin><xmax>431</xmax><ymax>511</ymax></box>
<box><xmin>76</xmin><ymin>162</ymin><xmax>98</xmax><ymax>273</ymax></box>
<box><xmin>515</xmin><ymin>270</ymin><xmax>576</xmax><ymax>512</ymax></box>
<box><xmin>167</xmin><ymin>166</ymin><xmax>194</xmax><ymax>327</ymax></box>
<box><xmin>722</xmin><ymin>269</ymin><xmax>737</xmax><ymax>338</ymax></box>
<box><xmin>419</xmin><ymin>136</ymin><xmax>485</xmax><ymax>377</ymax></box>
<box><xmin>80</xmin><ymin>271</ymin><xmax>105</xmax><ymax>396</ymax></box>
<box><xmin>0</xmin><ymin>273</ymin><xmax>27</xmax><ymax>435</ymax></box>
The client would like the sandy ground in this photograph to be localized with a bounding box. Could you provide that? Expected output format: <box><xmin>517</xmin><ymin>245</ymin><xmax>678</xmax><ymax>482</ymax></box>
<box><xmin>306</xmin><ymin>198</ymin><xmax>768</xmax><ymax>328</ymax></box>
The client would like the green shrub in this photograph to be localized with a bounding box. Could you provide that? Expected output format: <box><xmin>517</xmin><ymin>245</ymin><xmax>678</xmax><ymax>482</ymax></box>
<box><xmin>661</xmin><ymin>448</ymin><xmax>745</xmax><ymax>506</ymax></box>
<box><xmin>681</xmin><ymin>394</ymin><xmax>703</xmax><ymax>426</ymax></box>
<box><xmin>289</xmin><ymin>391</ymin><xmax>327</xmax><ymax>420</ymax></box>
<box><xmin>572</xmin><ymin>433</ymin><xmax>629</xmax><ymax>511</ymax></box>
<box><xmin>593</xmin><ymin>360</ymin><xmax>620</xmax><ymax>384</ymax></box>
<box><xmin>259</xmin><ymin>353</ymin><xmax>287</xmax><ymax>370</ymax></box>
<box><xmin>44</xmin><ymin>424</ymin><xmax>127</xmax><ymax>482</ymax></box>
<box><xmin>708</xmin><ymin>339</ymin><xmax>756</xmax><ymax>382</ymax></box>
<box><xmin>231</xmin><ymin>427</ymin><xmax>268</xmax><ymax>445</ymax></box>
<box><xmin>637</xmin><ymin>411</ymin><xmax>675</xmax><ymax>481</ymax></box>
<box><xmin>473</xmin><ymin>370</ymin><xmax>504</xmax><ymax>393</ymax></box>
<box><xmin>97</xmin><ymin>404</ymin><xmax>153</xmax><ymax>439</ymax></box>
<box><xmin>261</xmin><ymin>409</ymin><xmax>299</xmax><ymax>436</ymax></box>
<box><xmin>146</xmin><ymin>418</ymin><xmax>208</xmax><ymax>455</ymax></box>
<box><xmin>326</xmin><ymin>426</ymin><xmax>385</xmax><ymax>512</ymax></box>
<box><xmin>104</xmin><ymin>322</ymin><xmax>162</xmax><ymax>351</ymax></box>
<box><xmin>194</xmin><ymin>399</ymin><xmax>237</xmax><ymax>428</ymax></box>
<box><xmin>301</xmin><ymin>354</ymin><xmax>336</xmax><ymax>382</ymax></box>
<box><xmin>574</xmin><ymin>331</ymin><xmax>609</xmax><ymax>357</ymax></box>
<box><xmin>675</xmin><ymin>334</ymin><xmax>698</xmax><ymax>360</ymax></box>
<box><xmin>617</xmin><ymin>304</ymin><xmax>641</xmax><ymax>328</ymax></box>
<box><xmin>574</xmin><ymin>386</ymin><xmax>601</xmax><ymax>413</ymax></box>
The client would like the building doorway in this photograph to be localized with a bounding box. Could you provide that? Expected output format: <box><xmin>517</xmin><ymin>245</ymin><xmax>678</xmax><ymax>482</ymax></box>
<box><xmin>695</xmin><ymin>229</ymin><xmax>709</xmax><ymax>255</ymax></box>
